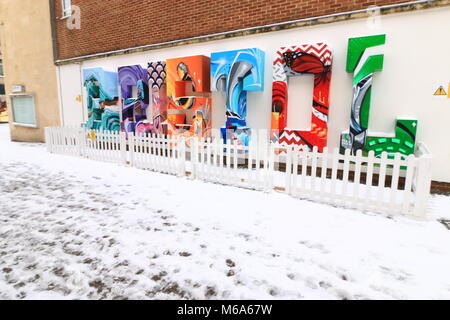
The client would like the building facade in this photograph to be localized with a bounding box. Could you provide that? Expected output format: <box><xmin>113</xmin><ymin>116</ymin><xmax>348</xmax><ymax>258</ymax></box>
<box><xmin>52</xmin><ymin>0</ymin><xmax>450</xmax><ymax>184</ymax></box>
<box><xmin>0</xmin><ymin>0</ymin><xmax>61</xmax><ymax>142</ymax></box>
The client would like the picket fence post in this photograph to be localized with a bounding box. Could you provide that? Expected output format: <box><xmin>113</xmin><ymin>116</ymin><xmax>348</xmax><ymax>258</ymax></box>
<box><xmin>413</xmin><ymin>154</ymin><xmax>433</xmax><ymax>217</ymax></box>
<box><xmin>401</xmin><ymin>154</ymin><xmax>416</xmax><ymax>215</ymax></box>
<box><xmin>45</xmin><ymin>127</ymin><xmax>52</xmax><ymax>153</ymax></box>
<box><xmin>128</xmin><ymin>132</ymin><xmax>135</xmax><ymax>167</ymax></box>
<box><xmin>77</xmin><ymin>127</ymin><xmax>85</xmax><ymax>157</ymax></box>
<box><xmin>285</xmin><ymin>146</ymin><xmax>292</xmax><ymax>194</ymax></box>
<box><xmin>178</xmin><ymin>136</ymin><xmax>186</xmax><ymax>177</ymax></box>
<box><xmin>191</xmin><ymin>138</ymin><xmax>198</xmax><ymax>180</ymax></box>
<box><xmin>268</xmin><ymin>142</ymin><xmax>275</xmax><ymax>191</ymax></box>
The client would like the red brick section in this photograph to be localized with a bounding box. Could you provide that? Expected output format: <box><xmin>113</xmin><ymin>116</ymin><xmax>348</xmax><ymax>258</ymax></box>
<box><xmin>54</xmin><ymin>0</ymin><xmax>407</xmax><ymax>60</ymax></box>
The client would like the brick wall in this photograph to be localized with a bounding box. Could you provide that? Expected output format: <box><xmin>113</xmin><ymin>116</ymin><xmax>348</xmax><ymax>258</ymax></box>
<box><xmin>54</xmin><ymin>0</ymin><xmax>408</xmax><ymax>60</ymax></box>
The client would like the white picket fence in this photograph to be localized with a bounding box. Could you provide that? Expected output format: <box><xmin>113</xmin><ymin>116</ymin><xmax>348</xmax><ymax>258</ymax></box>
<box><xmin>190</xmin><ymin>137</ymin><xmax>274</xmax><ymax>191</ymax></box>
<box><xmin>284</xmin><ymin>146</ymin><xmax>431</xmax><ymax>217</ymax></box>
<box><xmin>130</xmin><ymin>133</ymin><xmax>186</xmax><ymax>177</ymax></box>
<box><xmin>45</xmin><ymin>126</ymin><xmax>433</xmax><ymax>218</ymax></box>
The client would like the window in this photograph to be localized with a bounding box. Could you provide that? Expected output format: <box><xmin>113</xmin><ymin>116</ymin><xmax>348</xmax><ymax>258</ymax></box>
<box><xmin>11</xmin><ymin>95</ymin><xmax>37</xmax><ymax>127</ymax></box>
<box><xmin>62</xmin><ymin>0</ymin><xmax>72</xmax><ymax>18</ymax></box>
<box><xmin>0</xmin><ymin>84</ymin><xmax>5</xmax><ymax>95</ymax></box>
<box><xmin>0</xmin><ymin>59</ymin><xmax>4</xmax><ymax>77</ymax></box>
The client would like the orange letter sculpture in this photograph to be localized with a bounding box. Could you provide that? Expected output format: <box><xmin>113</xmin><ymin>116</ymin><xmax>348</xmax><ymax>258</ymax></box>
<box><xmin>166</xmin><ymin>55</ymin><xmax>212</xmax><ymax>140</ymax></box>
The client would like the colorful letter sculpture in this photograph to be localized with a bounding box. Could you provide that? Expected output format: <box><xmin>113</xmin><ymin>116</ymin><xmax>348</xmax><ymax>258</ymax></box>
<box><xmin>81</xmin><ymin>35</ymin><xmax>420</xmax><ymax>155</ymax></box>
<box><xmin>340</xmin><ymin>35</ymin><xmax>418</xmax><ymax>159</ymax></box>
<box><xmin>211</xmin><ymin>48</ymin><xmax>265</xmax><ymax>146</ymax></box>
<box><xmin>166</xmin><ymin>55</ymin><xmax>212</xmax><ymax>139</ymax></box>
<box><xmin>148</xmin><ymin>61</ymin><xmax>168</xmax><ymax>134</ymax></box>
<box><xmin>118</xmin><ymin>65</ymin><xmax>149</xmax><ymax>134</ymax></box>
<box><xmin>271</xmin><ymin>43</ymin><xmax>332</xmax><ymax>152</ymax></box>
<box><xmin>83</xmin><ymin>68</ymin><xmax>120</xmax><ymax>132</ymax></box>
<box><xmin>118</xmin><ymin>62</ymin><xmax>168</xmax><ymax>135</ymax></box>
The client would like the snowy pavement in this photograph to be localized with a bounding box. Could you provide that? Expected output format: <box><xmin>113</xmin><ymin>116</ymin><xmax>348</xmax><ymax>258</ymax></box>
<box><xmin>0</xmin><ymin>123</ymin><xmax>449</xmax><ymax>300</ymax></box>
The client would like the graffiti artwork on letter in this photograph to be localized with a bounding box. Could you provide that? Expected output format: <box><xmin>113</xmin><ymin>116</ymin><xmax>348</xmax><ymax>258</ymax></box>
<box><xmin>148</xmin><ymin>61</ymin><xmax>168</xmax><ymax>134</ymax></box>
<box><xmin>166</xmin><ymin>55</ymin><xmax>211</xmax><ymax>139</ymax></box>
<box><xmin>271</xmin><ymin>43</ymin><xmax>332</xmax><ymax>152</ymax></box>
<box><xmin>118</xmin><ymin>65</ymin><xmax>149</xmax><ymax>134</ymax></box>
<box><xmin>83</xmin><ymin>68</ymin><xmax>120</xmax><ymax>132</ymax></box>
<box><xmin>340</xmin><ymin>35</ymin><xmax>417</xmax><ymax>159</ymax></box>
<box><xmin>118</xmin><ymin>63</ymin><xmax>167</xmax><ymax>135</ymax></box>
<box><xmin>211</xmin><ymin>48</ymin><xmax>265</xmax><ymax>146</ymax></box>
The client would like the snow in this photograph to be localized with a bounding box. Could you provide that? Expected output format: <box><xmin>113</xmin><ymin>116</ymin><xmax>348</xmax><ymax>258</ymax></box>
<box><xmin>0</xmin><ymin>123</ymin><xmax>449</xmax><ymax>300</ymax></box>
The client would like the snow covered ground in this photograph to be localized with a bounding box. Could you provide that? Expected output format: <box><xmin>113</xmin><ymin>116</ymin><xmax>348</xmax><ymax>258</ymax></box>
<box><xmin>0</xmin><ymin>123</ymin><xmax>449</xmax><ymax>300</ymax></box>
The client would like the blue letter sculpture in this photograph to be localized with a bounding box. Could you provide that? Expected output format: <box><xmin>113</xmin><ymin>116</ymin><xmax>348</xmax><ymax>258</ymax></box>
<box><xmin>83</xmin><ymin>67</ymin><xmax>120</xmax><ymax>132</ymax></box>
<box><xmin>211</xmin><ymin>48</ymin><xmax>265</xmax><ymax>146</ymax></box>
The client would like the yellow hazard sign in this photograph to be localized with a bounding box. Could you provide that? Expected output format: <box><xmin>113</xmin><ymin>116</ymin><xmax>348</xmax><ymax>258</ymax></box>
<box><xmin>433</xmin><ymin>85</ymin><xmax>447</xmax><ymax>96</ymax></box>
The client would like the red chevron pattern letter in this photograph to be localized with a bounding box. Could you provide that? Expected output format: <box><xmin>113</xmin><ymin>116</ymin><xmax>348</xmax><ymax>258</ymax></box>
<box><xmin>271</xmin><ymin>43</ymin><xmax>332</xmax><ymax>152</ymax></box>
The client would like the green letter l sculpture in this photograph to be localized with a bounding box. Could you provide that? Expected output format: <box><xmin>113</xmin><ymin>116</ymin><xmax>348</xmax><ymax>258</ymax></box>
<box><xmin>340</xmin><ymin>35</ymin><xmax>418</xmax><ymax>159</ymax></box>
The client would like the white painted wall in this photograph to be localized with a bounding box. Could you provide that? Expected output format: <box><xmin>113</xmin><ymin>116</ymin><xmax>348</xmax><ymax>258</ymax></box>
<box><xmin>57</xmin><ymin>7</ymin><xmax>450</xmax><ymax>182</ymax></box>
<box><xmin>58</xmin><ymin>63</ymin><xmax>84</xmax><ymax>126</ymax></box>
